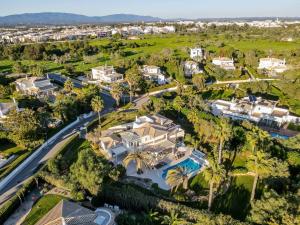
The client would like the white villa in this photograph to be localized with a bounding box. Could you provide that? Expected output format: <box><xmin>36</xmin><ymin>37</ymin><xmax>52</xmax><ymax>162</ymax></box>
<box><xmin>212</xmin><ymin>57</ymin><xmax>235</xmax><ymax>70</ymax></box>
<box><xmin>184</xmin><ymin>61</ymin><xmax>203</xmax><ymax>77</ymax></box>
<box><xmin>141</xmin><ymin>65</ymin><xmax>167</xmax><ymax>85</ymax></box>
<box><xmin>15</xmin><ymin>76</ymin><xmax>56</xmax><ymax>96</ymax></box>
<box><xmin>190</xmin><ymin>48</ymin><xmax>204</xmax><ymax>59</ymax></box>
<box><xmin>91</xmin><ymin>65</ymin><xmax>124</xmax><ymax>83</ymax></box>
<box><xmin>258</xmin><ymin>57</ymin><xmax>287</xmax><ymax>73</ymax></box>
<box><xmin>211</xmin><ymin>97</ymin><xmax>300</xmax><ymax>127</ymax></box>
<box><xmin>99</xmin><ymin>114</ymin><xmax>185</xmax><ymax>161</ymax></box>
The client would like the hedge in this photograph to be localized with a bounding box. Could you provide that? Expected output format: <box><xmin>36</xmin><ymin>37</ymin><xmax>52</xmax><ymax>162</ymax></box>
<box><xmin>94</xmin><ymin>183</ymin><xmax>246</xmax><ymax>225</ymax></box>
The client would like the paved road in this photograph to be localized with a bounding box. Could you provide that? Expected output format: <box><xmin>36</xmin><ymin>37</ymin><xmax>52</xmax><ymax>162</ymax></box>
<box><xmin>0</xmin><ymin>92</ymin><xmax>115</xmax><ymax>206</ymax></box>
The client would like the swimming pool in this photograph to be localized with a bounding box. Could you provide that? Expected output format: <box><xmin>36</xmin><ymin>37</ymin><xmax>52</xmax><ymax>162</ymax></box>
<box><xmin>162</xmin><ymin>158</ymin><xmax>202</xmax><ymax>179</ymax></box>
<box><xmin>270</xmin><ymin>132</ymin><xmax>289</xmax><ymax>140</ymax></box>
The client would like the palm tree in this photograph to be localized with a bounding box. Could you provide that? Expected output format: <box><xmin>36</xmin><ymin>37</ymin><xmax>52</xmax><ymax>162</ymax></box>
<box><xmin>64</xmin><ymin>78</ymin><xmax>74</xmax><ymax>93</ymax></box>
<box><xmin>123</xmin><ymin>151</ymin><xmax>150</xmax><ymax>173</ymax></box>
<box><xmin>91</xmin><ymin>96</ymin><xmax>104</xmax><ymax>128</ymax></box>
<box><xmin>125</xmin><ymin>65</ymin><xmax>141</xmax><ymax>102</ymax></box>
<box><xmin>161</xmin><ymin>210</ymin><xmax>186</xmax><ymax>225</ymax></box>
<box><xmin>202</xmin><ymin>157</ymin><xmax>226</xmax><ymax>211</ymax></box>
<box><xmin>215</xmin><ymin>118</ymin><xmax>231</xmax><ymax>164</ymax></box>
<box><xmin>110</xmin><ymin>83</ymin><xmax>123</xmax><ymax>106</ymax></box>
<box><xmin>246</xmin><ymin>150</ymin><xmax>289</xmax><ymax>202</ymax></box>
<box><xmin>166</xmin><ymin>166</ymin><xmax>190</xmax><ymax>192</ymax></box>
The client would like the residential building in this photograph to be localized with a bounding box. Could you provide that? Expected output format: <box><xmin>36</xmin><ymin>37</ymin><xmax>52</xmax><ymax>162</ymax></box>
<box><xmin>190</xmin><ymin>48</ymin><xmax>204</xmax><ymax>59</ymax></box>
<box><xmin>211</xmin><ymin>96</ymin><xmax>300</xmax><ymax>127</ymax></box>
<box><xmin>91</xmin><ymin>66</ymin><xmax>124</xmax><ymax>83</ymax></box>
<box><xmin>15</xmin><ymin>76</ymin><xmax>56</xmax><ymax>96</ymax></box>
<box><xmin>36</xmin><ymin>200</ymin><xmax>115</xmax><ymax>225</ymax></box>
<box><xmin>141</xmin><ymin>65</ymin><xmax>167</xmax><ymax>85</ymax></box>
<box><xmin>212</xmin><ymin>57</ymin><xmax>235</xmax><ymax>70</ymax></box>
<box><xmin>184</xmin><ymin>61</ymin><xmax>202</xmax><ymax>77</ymax></box>
<box><xmin>98</xmin><ymin>114</ymin><xmax>185</xmax><ymax>162</ymax></box>
<box><xmin>258</xmin><ymin>57</ymin><xmax>287</xmax><ymax>73</ymax></box>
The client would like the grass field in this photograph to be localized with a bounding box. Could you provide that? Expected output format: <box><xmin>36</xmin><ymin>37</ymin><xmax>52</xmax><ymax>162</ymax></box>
<box><xmin>22</xmin><ymin>194</ymin><xmax>65</xmax><ymax>225</ymax></box>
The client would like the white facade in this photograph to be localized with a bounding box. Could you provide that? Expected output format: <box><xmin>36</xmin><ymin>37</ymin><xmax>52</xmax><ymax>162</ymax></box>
<box><xmin>184</xmin><ymin>61</ymin><xmax>202</xmax><ymax>77</ymax></box>
<box><xmin>91</xmin><ymin>66</ymin><xmax>124</xmax><ymax>83</ymax></box>
<box><xmin>142</xmin><ymin>65</ymin><xmax>167</xmax><ymax>85</ymax></box>
<box><xmin>211</xmin><ymin>97</ymin><xmax>300</xmax><ymax>126</ymax></box>
<box><xmin>212</xmin><ymin>57</ymin><xmax>235</xmax><ymax>70</ymax></box>
<box><xmin>258</xmin><ymin>58</ymin><xmax>287</xmax><ymax>73</ymax></box>
<box><xmin>15</xmin><ymin>76</ymin><xmax>56</xmax><ymax>96</ymax></box>
<box><xmin>190</xmin><ymin>48</ymin><xmax>204</xmax><ymax>59</ymax></box>
<box><xmin>98</xmin><ymin>114</ymin><xmax>185</xmax><ymax>159</ymax></box>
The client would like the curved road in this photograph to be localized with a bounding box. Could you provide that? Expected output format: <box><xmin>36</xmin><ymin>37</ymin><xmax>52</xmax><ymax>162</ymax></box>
<box><xmin>0</xmin><ymin>92</ymin><xmax>115</xmax><ymax>205</ymax></box>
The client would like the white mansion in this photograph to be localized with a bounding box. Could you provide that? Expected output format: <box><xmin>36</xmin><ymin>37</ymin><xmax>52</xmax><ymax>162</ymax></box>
<box><xmin>212</xmin><ymin>57</ymin><xmax>235</xmax><ymax>70</ymax></box>
<box><xmin>98</xmin><ymin>114</ymin><xmax>185</xmax><ymax>163</ymax></box>
<box><xmin>258</xmin><ymin>57</ymin><xmax>287</xmax><ymax>73</ymax></box>
<box><xmin>211</xmin><ymin>97</ymin><xmax>299</xmax><ymax>127</ymax></box>
<box><xmin>15</xmin><ymin>76</ymin><xmax>56</xmax><ymax>96</ymax></box>
<box><xmin>184</xmin><ymin>61</ymin><xmax>203</xmax><ymax>77</ymax></box>
<box><xmin>141</xmin><ymin>65</ymin><xmax>167</xmax><ymax>85</ymax></box>
<box><xmin>91</xmin><ymin>65</ymin><xmax>124</xmax><ymax>83</ymax></box>
<box><xmin>190</xmin><ymin>47</ymin><xmax>204</xmax><ymax>60</ymax></box>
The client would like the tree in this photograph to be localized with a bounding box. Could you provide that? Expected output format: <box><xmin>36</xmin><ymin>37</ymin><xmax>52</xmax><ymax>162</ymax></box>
<box><xmin>3</xmin><ymin>108</ymin><xmax>43</xmax><ymax>149</ymax></box>
<box><xmin>123</xmin><ymin>151</ymin><xmax>150</xmax><ymax>173</ymax></box>
<box><xmin>125</xmin><ymin>65</ymin><xmax>141</xmax><ymax>102</ymax></box>
<box><xmin>29</xmin><ymin>65</ymin><xmax>45</xmax><ymax>76</ymax></box>
<box><xmin>246</xmin><ymin>150</ymin><xmax>289</xmax><ymax>202</ymax></box>
<box><xmin>248</xmin><ymin>190</ymin><xmax>300</xmax><ymax>225</ymax></box>
<box><xmin>64</xmin><ymin>78</ymin><xmax>74</xmax><ymax>93</ymax></box>
<box><xmin>215</xmin><ymin>118</ymin><xmax>231</xmax><ymax>164</ymax></box>
<box><xmin>161</xmin><ymin>210</ymin><xmax>187</xmax><ymax>225</ymax></box>
<box><xmin>13</xmin><ymin>61</ymin><xmax>26</xmax><ymax>74</ymax></box>
<box><xmin>91</xmin><ymin>96</ymin><xmax>104</xmax><ymax>128</ymax></box>
<box><xmin>110</xmin><ymin>83</ymin><xmax>123</xmax><ymax>106</ymax></box>
<box><xmin>192</xmin><ymin>75</ymin><xmax>206</xmax><ymax>91</ymax></box>
<box><xmin>166</xmin><ymin>166</ymin><xmax>190</xmax><ymax>192</ymax></box>
<box><xmin>202</xmin><ymin>156</ymin><xmax>226</xmax><ymax>211</ymax></box>
<box><xmin>70</xmin><ymin>148</ymin><xmax>110</xmax><ymax>195</ymax></box>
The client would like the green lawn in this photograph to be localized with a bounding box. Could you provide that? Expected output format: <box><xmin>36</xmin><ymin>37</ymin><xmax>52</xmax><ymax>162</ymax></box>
<box><xmin>22</xmin><ymin>194</ymin><xmax>65</xmax><ymax>225</ymax></box>
<box><xmin>213</xmin><ymin>176</ymin><xmax>253</xmax><ymax>220</ymax></box>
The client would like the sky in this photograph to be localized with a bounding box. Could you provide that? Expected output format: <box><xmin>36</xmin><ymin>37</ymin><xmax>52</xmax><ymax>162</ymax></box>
<box><xmin>0</xmin><ymin>0</ymin><xmax>300</xmax><ymax>18</ymax></box>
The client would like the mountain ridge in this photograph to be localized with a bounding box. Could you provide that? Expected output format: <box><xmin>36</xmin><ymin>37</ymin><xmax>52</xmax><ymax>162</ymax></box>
<box><xmin>0</xmin><ymin>12</ymin><xmax>163</xmax><ymax>25</ymax></box>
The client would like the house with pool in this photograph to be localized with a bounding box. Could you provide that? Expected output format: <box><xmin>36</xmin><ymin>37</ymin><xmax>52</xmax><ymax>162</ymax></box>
<box><xmin>97</xmin><ymin>114</ymin><xmax>208</xmax><ymax>190</ymax></box>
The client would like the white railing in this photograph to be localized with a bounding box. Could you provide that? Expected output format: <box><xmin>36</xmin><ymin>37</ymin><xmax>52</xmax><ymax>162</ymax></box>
<box><xmin>0</xmin><ymin>112</ymin><xmax>94</xmax><ymax>191</ymax></box>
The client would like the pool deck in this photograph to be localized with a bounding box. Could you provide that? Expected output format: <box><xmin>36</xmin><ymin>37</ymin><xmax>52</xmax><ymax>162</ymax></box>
<box><xmin>126</xmin><ymin>154</ymin><xmax>206</xmax><ymax>190</ymax></box>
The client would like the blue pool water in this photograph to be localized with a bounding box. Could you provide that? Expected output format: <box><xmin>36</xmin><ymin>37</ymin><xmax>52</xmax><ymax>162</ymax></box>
<box><xmin>162</xmin><ymin>158</ymin><xmax>202</xmax><ymax>179</ymax></box>
<box><xmin>270</xmin><ymin>132</ymin><xmax>289</xmax><ymax>140</ymax></box>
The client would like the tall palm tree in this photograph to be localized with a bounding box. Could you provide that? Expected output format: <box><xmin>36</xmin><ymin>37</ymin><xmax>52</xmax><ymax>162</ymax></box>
<box><xmin>123</xmin><ymin>151</ymin><xmax>150</xmax><ymax>173</ymax></box>
<box><xmin>215</xmin><ymin>118</ymin><xmax>231</xmax><ymax>164</ymax></box>
<box><xmin>91</xmin><ymin>96</ymin><xmax>104</xmax><ymax>128</ymax></box>
<box><xmin>125</xmin><ymin>65</ymin><xmax>141</xmax><ymax>102</ymax></box>
<box><xmin>202</xmin><ymin>157</ymin><xmax>226</xmax><ymax>211</ymax></box>
<box><xmin>246</xmin><ymin>150</ymin><xmax>289</xmax><ymax>202</ymax></box>
<box><xmin>110</xmin><ymin>83</ymin><xmax>123</xmax><ymax>106</ymax></box>
<box><xmin>166</xmin><ymin>166</ymin><xmax>190</xmax><ymax>192</ymax></box>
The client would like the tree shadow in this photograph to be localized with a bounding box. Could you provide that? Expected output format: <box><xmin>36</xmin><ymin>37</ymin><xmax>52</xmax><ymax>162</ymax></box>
<box><xmin>212</xmin><ymin>178</ymin><xmax>251</xmax><ymax>220</ymax></box>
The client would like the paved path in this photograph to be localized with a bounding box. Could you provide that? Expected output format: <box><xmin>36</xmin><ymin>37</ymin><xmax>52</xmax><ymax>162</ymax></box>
<box><xmin>3</xmin><ymin>189</ymin><xmax>41</xmax><ymax>225</ymax></box>
<box><xmin>215</xmin><ymin>78</ymin><xmax>279</xmax><ymax>85</ymax></box>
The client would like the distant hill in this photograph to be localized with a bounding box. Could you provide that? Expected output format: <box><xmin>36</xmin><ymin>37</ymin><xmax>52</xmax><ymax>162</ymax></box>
<box><xmin>0</xmin><ymin>12</ymin><xmax>163</xmax><ymax>25</ymax></box>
